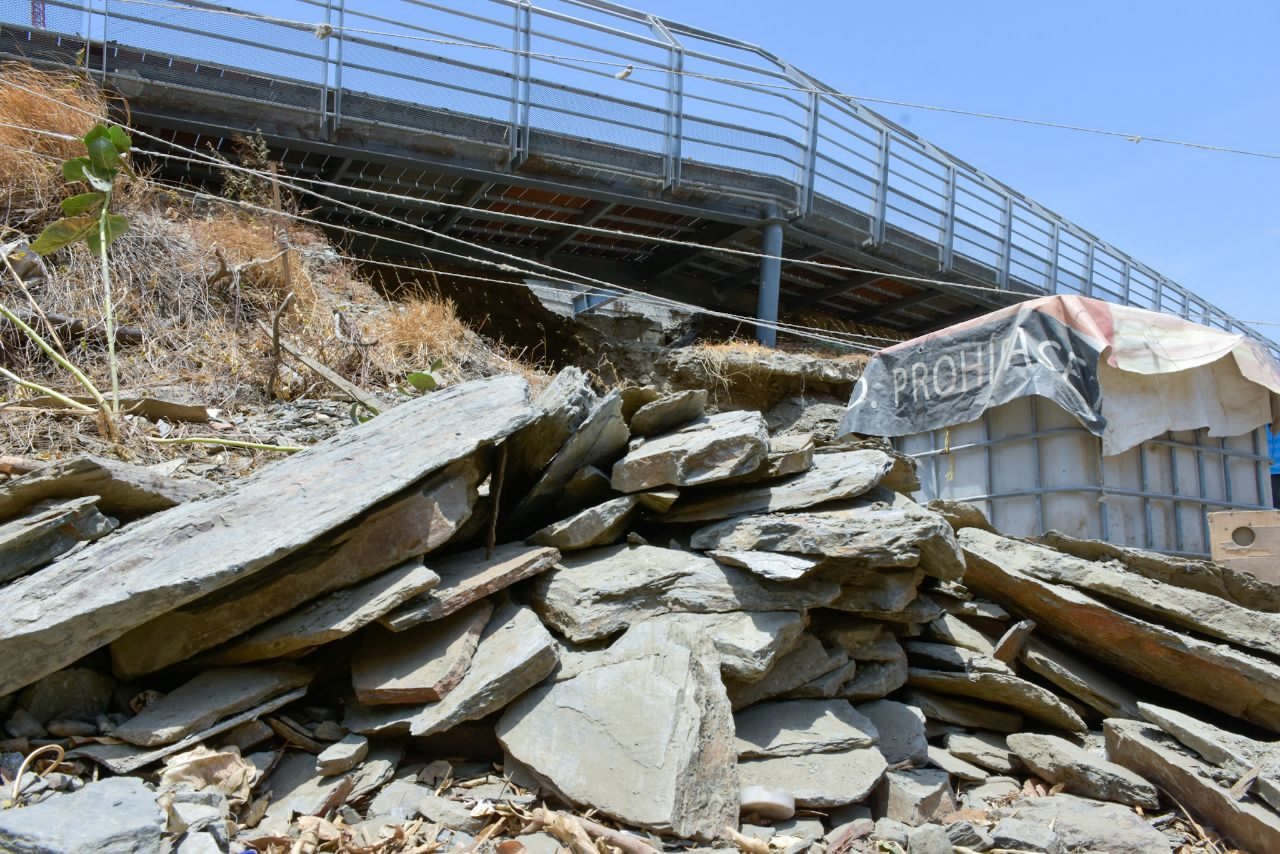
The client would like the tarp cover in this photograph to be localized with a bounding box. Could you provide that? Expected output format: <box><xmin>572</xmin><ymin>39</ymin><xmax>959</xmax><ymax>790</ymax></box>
<box><xmin>838</xmin><ymin>295</ymin><xmax>1280</xmax><ymax>455</ymax></box>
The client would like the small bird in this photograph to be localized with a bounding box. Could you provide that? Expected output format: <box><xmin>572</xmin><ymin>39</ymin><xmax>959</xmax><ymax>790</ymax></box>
<box><xmin>614</xmin><ymin>64</ymin><xmax>634</xmax><ymax>80</ymax></box>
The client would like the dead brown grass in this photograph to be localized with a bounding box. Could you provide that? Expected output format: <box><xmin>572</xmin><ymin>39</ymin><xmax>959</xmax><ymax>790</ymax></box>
<box><xmin>0</xmin><ymin>63</ymin><xmax>104</xmax><ymax>229</ymax></box>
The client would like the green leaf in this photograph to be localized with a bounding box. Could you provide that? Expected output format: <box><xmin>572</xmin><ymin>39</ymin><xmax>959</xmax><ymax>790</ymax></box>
<box><xmin>85</xmin><ymin>127</ymin><xmax>122</xmax><ymax>174</ymax></box>
<box><xmin>429</xmin><ymin>357</ymin><xmax>444</xmax><ymax>372</ymax></box>
<box><xmin>405</xmin><ymin>371</ymin><xmax>439</xmax><ymax>392</ymax></box>
<box><xmin>84</xmin><ymin>214</ymin><xmax>130</xmax><ymax>255</ymax></box>
<box><xmin>60</xmin><ymin>192</ymin><xmax>105</xmax><ymax>217</ymax></box>
<box><xmin>30</xmin><ymin>215</ymin><xmax>97</xmax><ymax>255</ymax></box>
<box><xmin>62</xmin><ymin>156</ymin><xmax>91</xmax><ymax>183</ymax></box>
<box><xmin>106</xmin><ymin>125</ymin><xmax>132</xmax><ymax>153</ymax></box>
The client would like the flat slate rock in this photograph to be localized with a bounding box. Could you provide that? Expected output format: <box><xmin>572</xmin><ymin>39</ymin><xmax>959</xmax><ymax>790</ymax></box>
<box><xmin>994</xmin><ymin>791</ymin><xmax>1171</xmax><ymax>853</ymax></box>
<box><xmin>708</xmin><ymin>550</ymin><xmax>820</xmax><ymax>581</ymax></box>
<box><xmin>735</xmin><ymin>699</ymin><xmax>878</xmax><ymax>758</ymax></box>
<box><xmin>0</xmin><ymin>454</ymin><xmax>210</xmax><ymax>522</ymax></box>
<box><xmin>739</xmin><ymin>747</ymin><xmax>887</xmax><ymax>808</ymax></box>
<box><xmin>1106</xmin><ymin>719</ymin><xmax>1280</xmax><ymax>854</ymax></box>
<box><xmin>113</xmin><ymin>664</ymin><xmax>311</xmax><ymax>747</ymax></box>
<box><xmin>0</xmin><ymin>496</ymin><xmax>117</xmax><ymax>583</ymax></box>
<box><xmin>907</xmin><ymin>667</ymin><xmax>1086</xmax><ymax>732</ymax></box>
<box><xmin>1020</xmin><ymin>637</ymin><xmax>1142</xmax><ymax>720</ymax></box>
<box><xmin>611</xmin><ymin>410</ymin><xmax>768</xmax><ymax>492</ymax></box>
<box><xmin>1006</xmin><ymin>732</ymin><xmax>1158</xmax><ymax>808</ymax></box>
<box><xmin>381</xmin><ymin>543</ymin><xmax>559</xmax><ymax>632</ymax></box>
<box><xmin>641</xmin><ymin>610</ymin><xmax>808</xmax><ymax>683</ymax></box>
<box><xmin>962</xmin><ymin>528</ymin><xmax>1280</xmax><ymax>731</ymax></box>
<box><xmin>532</xmin><ymin>543</ymin><xmax>839</xmax><ymax>643</ymax></box>
<box><xmin>856</xmin><ymin>700</ymin><xmax>928</xmax><ymax>764</ymax></box>
<box><xmin>0</xmin><ymin>775</ymin><xmax>166</xmax><ymax>854</ymax></box>
<box><xmin>257</xmin><ymin>750</ymin><xmax>355</xmax><ymax>836</ymax></box>
<box><xmin>0</xmin><ymin>376</ymin><xmax>534</xmax><ymax>697</ymax></box>
<box><xmin>728</xmin><ymin>635</ymin><xmax>848</xmax><ymax>710</ymax></box>
<box><xmin>926</xmin><ymin>745</ymin><xmax>989</xmax><ymax>782</ymax></box>
<box><xmin>690</xmin><ymin>501</ymin><xmax>964</xmax><ymax>581</ymax></box>
<box><xmin>944</xmin><ymin>731</ymin><xmax>1022</xmax><ymax>775</ymax></box>
<box><xmin>900</xmin><ymin>690</ymin><xmax>1023</xmax><ymax>733</ymax></box>
<box><xmin>209</xmin><ymin>559</ymin><xmax>441</xmax><ymax>664</ymax></box>
<box><xmin>629</xmin><ymin>389</ymin><xmax>707</xmax><ymax>437</ymax></box>
<box><xmin>661</xmin><ymin>449</ymin><xmax>896</xmax><ymax>524</ymax></box>
<box><xmin>904</xmin><ymin>641</ymin><xmax>1014</xmax><ymax>676</ymax></box>
<box><xmin>498</xmin><ymin>619</ymin><xmax>737</xmax><ymax>841</ymax></box>
<box><xmin>875</xmin><ymin>768</ymin><xmax>957</xmax><ymax>826</ymax></box>
<box><xmin>530</xmin><ymin>496</ymin><xmax>638</xmax><ymax>551</ymax></box>
<box><xmin>927</xmin><ymin>613</ymin><xmax>996</xmax><ymax>655</ymax></box>
<box><xmin>111</xmin><ymin>458</ymin><xmax>480</xmax><ymax>679</ymax></box>
<box><xmin>843</xmin><ymin>659</ymin><xmax>909</xmax><ymax>702</ymax></box>
<box><xmin>352</xmin><ymin>600</ymin><xmax>493</xmax><ymax>704</ymax></box>
<box><xmin>503</xmin><ymin>367</ymin><xmax>596</xmax><ymax>490</ymax></box>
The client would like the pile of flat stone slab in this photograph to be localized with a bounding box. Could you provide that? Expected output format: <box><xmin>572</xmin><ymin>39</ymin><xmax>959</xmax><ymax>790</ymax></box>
<box><xmin>0</xmin><ymin>370</ymin><xmax>1278</xmax><ymax>854</ymax></box>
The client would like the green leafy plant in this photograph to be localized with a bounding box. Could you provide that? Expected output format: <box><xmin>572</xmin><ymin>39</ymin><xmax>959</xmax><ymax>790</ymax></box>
<box><xmin>404</xmin><ymin>358</ymin><xmax>445</xmax><ymax>394</ymax></box>
<box><xmin>28</xmin><ymin>123</ymin><xmax>133</xmax><ymax>418</ymax></box>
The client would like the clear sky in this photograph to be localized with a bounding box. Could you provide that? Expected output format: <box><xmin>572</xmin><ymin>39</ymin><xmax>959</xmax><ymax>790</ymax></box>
<box><xmin>634</xmin><ymin>0</ymin><xmax>1280</xmax><ymax>330</ymax></box>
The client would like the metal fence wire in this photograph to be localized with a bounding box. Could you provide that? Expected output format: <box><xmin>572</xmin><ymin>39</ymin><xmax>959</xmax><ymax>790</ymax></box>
<box><xmin>1</xmin><ymin>0</ymin><xmax>1274</xmax><ymax>354</ymax></box>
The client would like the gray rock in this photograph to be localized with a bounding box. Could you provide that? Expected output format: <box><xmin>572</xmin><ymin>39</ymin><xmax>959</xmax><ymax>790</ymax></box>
<box><xmin>872</xmin><ymin>817</ymin><xmax>910</xmax><ymax>847</ymax></box>
<box><xmin>176</xmin><ymin>831</ymin><xmax>224</xmax><ymax>854</ymax></box>
<box><xmin>1007</xmin><ymin>732</ymin><xmax>1157</xmax><ymax>808</ymax></box>
<box><xmin>990</xmin><ymin>818</ymin><xmax>1062</xmax><ymax>854</ymax></box>
<box><xmin>842</xmin><ymin>659</ymin><xmax>909</xmax><ymax>702</ymax></box>
<box><xmin>511</xmin><ymin>832</ymin><xmax>563</xmax><ymax>854</ymax></box>
<box><xmin>906</xmin><ymin>668</ymin><xmax>1086</xmax><ymax>732</ymax></box>
<box><xmin>497</xmin><ymin>619</ymin><xmax>737</xmax><ymax>841</ymax></box>
<box><xmin>316</xmin><ymin>733</ymin><xmax>368</xmax><ymax>776</ymax></box>
<box><xmin>209</xmin><ymin>559</ymin><xmax>441</xmax><ymax>664</ymax></box>
<box><xmin>368</xmin><ymin>779</ymin><xmax>429</xmax><ymax>822</ymax></box>
<box><xmin>735</xmin><ymin>700</ymin><xmax>878</xmax><ymax>758</ymax></box>
<box><xmin>643</xmin><ymin>611</ymin><xmax>808</xmax><ymax>683</ymax></box>
<box><xmin>784</xmin><ymin>658</ymin><xmax>859</xmax><ymax>700</ymax></box>
<box><xmin>926</xmin><ymin>614</ymin><xmax>996</xmax><ymax>656</ymax></box>
<box><xmin>944</xmin><ymin>732</ymin><xmax>1022</xmax><ymax>775</ymax></box>
<box><xmin>709</xmin><ymin>550</ymin><xmax>821</xmax><ymax>582</ymax></box>
<box><xmin>875</xmin><ymin>768</ymin><xmax>956</xmax><ymax>826</ymax></box>
<box><xmin>0</xmin><ymin>453</ymin><xmax>209</xmax><ymax>522</ymax></box>
<box><xmin>729</xmin><ymin>635</ymin><xmax>847</xmax><ymax>709</ymax></box>
<box><xmin>504</xmin><ymin>367</ymin><xmax>596</xmax><ymax>489</ymax></box>
<box><xmin>1109</xmin><ymin>719</ymin><xmax>1280</xmax><ymax>853</ymax></box>
<box><xmin>963</xmin><ymin>528</ymin><xmax>1280</xmax><ymax>732</ymax></box>
<box><xmin>944</xmin><ymin>820</ymin><xmax>992</xmax><ymax>850</ymax></box>
<box><xmin>660</xmin><ymin>449</ymin><xmax>896</xmax><ymax>524</ymax></box>
<box><xmin>5</xmin><ymin>707</ymin><xmax>46</xmax><ymax>739</ymax></box>
<box><xmin>827</xmin><ymin>569</ymin><xmax>924</xmax><ymax>616</ymax></box>
<box><xmin>532</xmin><ymin>544</ymin><xmax>839</xmax><ymax>643</ymax></box>
<box><xmin>994</xmin><ymin>792</ymin><xmax>1171</xmax><ymax>853</ymax></box>
<box><xmin>0</xmin><ymin>776</ymin><xmax>166</xmax><ymax>854</ymax></box>
<box><xmin>381</xmin><ymin>543</ymin><xmax>559</xmax><ymax>632</ymax></box>
<box><xmin>113</xmin><ymin>665</ymin><xmax>311</xmax><ymax>747</ymax></box>
<box><xmin>739</xmin><ymin>747</ymin><xmax>887</xmax><ymax>808</ymax></box>
<box><xmin>0</xmin><ymin>496</ymin><xmax>117</xmax><ymax>584</ymax></box>
<box><xmin>612</xmin><ymin>410</ymin><xmax>769</xmax><ymax>492</ymax></box>
<box><xmin>907</xmin><ymin>824</ymin><xmax>955</xmax><ymax>854</ymax></box>
<box><xmin>352</xmin><ymin>601</ymin><xmax>493</xmax><ymax>704</ymax></box>
<box><xmin>17</xmin><ymin>667</ymin><xmax>114</xmax><ymax>725</ymax></box>
<box><xmin>903</xmin><ymin>641</ymin><xmax>1014</xmax><ymax>675</ymax></box>
<box><xmin>530</xmin><ymin>496</ymin><xmax>638</xmax><ymax>550</ymax></box>
<box><xmin>901</xmin><ymin>690</ymin><xmax>1023</xmax><ymax>733</ymax></box>
<box><xmin>992</xmin><ymin>618</ymin><xmax>1036</xmax><ymax>663</ymax></box>
<box><xmin>856</xmin><ymin>700</ymin><xmax>927</xmax><ymax>764</ymax></box>
<box><xmin>722</xmin><ymin>434</ymin><xmax>815</xmax><ymax>487</ymax></box>
<box><xmin>690</xmin><ymin>500</ymin><xmax>964</xmax><ymax>581</ymax></box>
<box><xmin>629</xmin><ymin>389</ymin><xmax>707</xmax><ymax>436</ymax></box>
<box><xmin>1020</xmin><ymin>638</ymin><xmax>1142</xmax><ymax>720</ymax></box>
<box><xmin>926</xmin><ymin>746</ymin><xmax>988</xmax><ymax>782</ymax></box>
<box><xmin>959</xmin><ymin>777</ymin><xmax>1020</xmax><ymax>810</ymax></box>
<box><xmin>256</xmin><ymin>751</ymin><xmax>354</xmax><ymax>836</ymax></box>
<box><xmin>417</xmin><ymin>794</ymin><xmax>485</xmax><ymax>833</ymax></box>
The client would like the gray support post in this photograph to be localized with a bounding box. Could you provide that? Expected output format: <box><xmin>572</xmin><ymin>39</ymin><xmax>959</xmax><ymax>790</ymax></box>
<box><xmin>756</xmin><ymin>206</ymin><xmax>784</xmax><ymax>347</ymax></box>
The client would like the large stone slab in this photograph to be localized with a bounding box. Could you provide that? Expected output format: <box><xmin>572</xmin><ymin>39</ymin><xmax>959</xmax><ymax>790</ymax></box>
<box><xmin>906</xmin><ymin>668</ymin><xmax>1086</xmax><ymax>732</ymax></box>
<box><xmin>690</xmin><ymin>500</ymin><xmax>964</xmax><ymax>581</ymax></box>
<box><xmin>532</xmin><ymin>543</ymin><xmax>839</xmax><ymax>643</ymax></box>
<box><xmin>993</xmin><ymin>792</ymin><xmax>1171</xmax><ymax>853</ymax></box>
<box><xmin>842</xmin><ymin>659</ymin><xmax>909</xmax><ymax>702</ymax></box>
<box><xmin>0</xmin><ymin>453</ymin><xmax>210</xmax><ymax>522</ymax></box>
<box><xmin>380</xmin><ymin>543</ymin><xmax>559</xmax><ymax>632</ymax></box>
<box><xmin>629</xmin><ymin>389</ymin><xmax>707</xmax><ymax>437</ymax></box>
<box><xmin>926</xmin><ymin>613</ymin><xmax>996</xmax><ymax>655</ymax></box>
<box><xmin>735</xmin><ymin>700</ymin><xmax>878</xmax><ymax>758</ymax></box>
<box><xmin>945</xmin><ymin>731</ymin><xmax>1022</xmax><ymax>775</ymax></box>
<box><xmin>739</xmin><ymin>747</ymin><xmax>887</xmax><ymax>809</ymax></box>
<box><xmin>113</xmin><ymin>664</ymin><xmax>311</xmax><ymax>747</ymax></box>
<box><xmin>1105</xmin><ymin>719</ymin><xmax>1280</xmax><ymax>854</ymax></box>
<box><xmin>503</xmin><ymin>367</ymin><xmax>595</xmax><ymax>491</ymax></box>
<box><xmin>1007</xmin><ymin>539</ymin><xmax>1280</xmax><ymax>657</ymax></box>
<box><xmin>904</xmin><ymin>641</ymin><xmax>1014</xmax><ymax>676</ymax></box>
<box><xmin>352</xmin><ymin>600</ymin><xmax>493</xmax><ymax>704</ymax></box>
<box><xmin>0</xmin><ymin>776</ymin><xmax>166</xmax><ymax>854</ymax></box>
<box><xmin>111</xmin><ymin>457</ymin><xmax>480</xmax><ymax>679</ymax></box>
<box><xmin>874</xmin><ymin>768</ymin><xmax>956</xmax><ymax>826</ymax></box>
<box><xmin>660</xmin><ymin>450</ymin><xmax>896</xmax><ymax>524</ymax></box>
<box><xmin>530</xmin><ymin>496</ymin><xmax>638</xmax><ymax>550</ymax></box>
<box><xmin>1006</xmin><ymin>732</ymin><xmax>1157</xmax><ymax>808</ymax></box>
<box><xmin>1020</xmin><ymin>638</ymin><xmax>1142</xmax><ymax>720</ymax></box>
<box><xmin>728</xmin><ymin>635</ymin><xmax>847</xmax><ymax>709</ymax></box>
<box><xmin>0</xmin><ymin>496</ymin><xmax>117</xmax><ymax>583</ymax></box>
<box><xmin>497</xmin><ymin>619</ymin><xmax>737</xmax><ymax>841</ymax></box>
<box><xmin>208</xmin><ymin>560</ymin><xmax>441</xmax><ymax>665</ymax></box>
<box><xmin>611</xmin><ymin>410</ymin><xmax>768</xmax><ymax>492</ymax></box>
<box><xmin>346</xmin><ymin>602</ymin><xmax>557</xmax><ymax>737</ymax></box>
<box><xmin>856</xmin><ymin>700</ymin><xmax>928</xmax><ymax>764</ymax></box>
<box><xmin>827</xmin><ymin>570</ymin><xmax>925</xmax><ymax>615</ymax></box>
<box><xmin>962</xmin><ymin>528</ymin><xmax>1280</xmax><ymax>731</ymax></box>
<box><xmin>901</xmin><ymin>690</ymin><xmax>1023</xmax><ymax>733</ymax></box>
<box><xmin>642</xmin><ymin>611</ymin><xmax>808</xmax><ymax>683</ymax></box>
<box><xmin>709</xmin><ymin>550</ymin><xmax>820</xmax><ymax>582</ymax></box>
<box><xmin>0</xmin><ymin>376</ymin><xmax>534</xmax><ymax>696</ymax></box>
<box><xmin>717</xmin><ymin>433</ymin><xmax>814</xmax><ymax>487</ymax></box>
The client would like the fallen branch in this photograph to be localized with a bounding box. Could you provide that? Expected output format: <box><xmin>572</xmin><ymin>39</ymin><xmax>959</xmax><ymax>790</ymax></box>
<box><xmin>529</xmin><ymin>808</ymin><xmax>656</xmax><ymax>854</ymax></box>
<box><xmin>257</xmin><ymin>320</ymin><xmax>384</xmax><ymax>415</ymax></box>
<box><xmin>267</xmin><ymin>292</ymin><xmax>296</xmax><ymax>401</ymax></box>
<box><xmin>8</xmin><ymin>309</ymin><xmax>144</xmax><ymax>344</ymax></box>
<box><xmin>146</xmin><ymin>436</ymin><xmax>302</xmax><ymax>453</ymax></box>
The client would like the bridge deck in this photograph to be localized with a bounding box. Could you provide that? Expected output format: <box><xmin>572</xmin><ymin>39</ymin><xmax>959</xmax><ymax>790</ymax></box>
<box><xmin>0</xmin><ymin>0</ymin><xmax>1271</xmax><ymax>352</ymax></box>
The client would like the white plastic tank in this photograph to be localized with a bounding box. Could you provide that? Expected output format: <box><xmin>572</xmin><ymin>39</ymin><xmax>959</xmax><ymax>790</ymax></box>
<box><xmin>900</xmin><ymin>395</ymin><xmax>1272</xmax><ymax>555</ymax></box>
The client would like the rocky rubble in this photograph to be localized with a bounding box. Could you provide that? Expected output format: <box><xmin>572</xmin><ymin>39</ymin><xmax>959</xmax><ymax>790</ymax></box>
<box><xmin>0</xmin><ymin>370</ymin><xmax>1277</xmax><ymax>853</ymax></box>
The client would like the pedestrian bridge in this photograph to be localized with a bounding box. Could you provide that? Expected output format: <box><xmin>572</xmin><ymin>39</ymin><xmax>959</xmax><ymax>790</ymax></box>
<box><xmin>3</xmin><ymin>0</ymin><xmax>1273</xmax><ymax>352</ymax></box>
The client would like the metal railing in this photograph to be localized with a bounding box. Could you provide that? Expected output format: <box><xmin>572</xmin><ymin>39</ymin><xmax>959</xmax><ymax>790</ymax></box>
<box><xmin>4</xmin><ymin>0</ymin><xmax>1274</xmax><ymax>352</ymax></box>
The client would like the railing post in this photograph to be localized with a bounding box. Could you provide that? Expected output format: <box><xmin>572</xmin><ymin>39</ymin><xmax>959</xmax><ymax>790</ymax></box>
<box><xmin>509</xmin><ymin>0</ymin><xmax>532</xmax><ymax>167</ymax></box>
<box><xmin>871</xmin><ymin>128</ymin><xmax>889</xmax><ymax>245</ymax></box>
<box><xmin>939</xmin><ymin>164</ymin><xmax>956</xmax><ymax>273</ymax></box>
<box><xmin>333</xmin><ymin>0</ymin><xmax>345</xmax><ymax>133</ymax></box>
<box><xmin>649</xmin><ymin>16</ymin><xmax>683</xmax><ymax>192</ymax></box>
<box><xmin>1048</xmin><ymin>222</ymin><xmax>1060</xmax><ymax>293</ymax></box>
<box><xmin>100</xmin><ymin>0</ymin><xmax>109</xmax><ymax>78</ymax></box>
<box><xmin>797</xmin><ymin>90</ymin><xmax>819</xmax><ymax>216</ymax></box>
<box><xmin>997</xmin><ymin>193</ymin><xmax>1013</xmax><ymax>289</ymax></box>
<box><xmin>1083</xmin><ymin>241</ymin><xmax>1095</xmax><ymax>297</ymax></box>
<box><xmin>320</xmin><ymin>0</ymin><xmax>333</xmax><ymax>135</ymax></box>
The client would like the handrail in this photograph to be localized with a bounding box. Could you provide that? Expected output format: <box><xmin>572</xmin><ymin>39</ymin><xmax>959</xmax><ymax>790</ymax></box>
<box><xmin>4</xmin><ymin>0</ymin><xmax>1273</xmax><ymax>353</ymax></box>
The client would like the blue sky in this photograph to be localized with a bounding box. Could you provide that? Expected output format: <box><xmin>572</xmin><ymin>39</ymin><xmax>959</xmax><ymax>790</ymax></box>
<box><xmin>636</xmin><ymin>0</ymin><xmax>1280</xmax><ymax>329</ymax></box>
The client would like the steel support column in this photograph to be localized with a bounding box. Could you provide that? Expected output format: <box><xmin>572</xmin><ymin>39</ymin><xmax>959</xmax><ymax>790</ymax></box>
<box><xmin>756</xmin><ymin>207</ymin><xmax>784</xmax><ymax>347</ymax></box>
